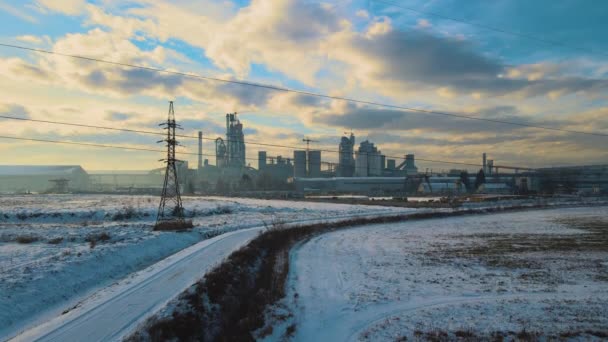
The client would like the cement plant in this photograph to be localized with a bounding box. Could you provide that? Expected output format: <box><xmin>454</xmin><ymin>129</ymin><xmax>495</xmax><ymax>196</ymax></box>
<box><xmin>2</xmin><ymin>1</ymin><xmax>608</xmax><ymax>341</ymax></box>
<box><xmin>1</xmin><ymin>112</ymin><xmax>607</xmax><ymax>200</ymax></box>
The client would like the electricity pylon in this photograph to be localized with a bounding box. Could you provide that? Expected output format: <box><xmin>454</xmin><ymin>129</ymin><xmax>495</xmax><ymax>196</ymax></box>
<box><xmin>156</xmin><ymin>101</ymin><xmax>186</xmax><ymax>228</ymax></box>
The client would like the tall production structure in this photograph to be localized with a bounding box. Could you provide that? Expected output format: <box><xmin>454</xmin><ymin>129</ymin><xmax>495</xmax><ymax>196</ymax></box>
<box><xmin>197</xmin><ymin>131</ymin><xmax>203</xmax><ymax>170</ymax></box>
<box><xmin>258</xmin><ymin>151</ymin><xmax>267</xmax><ymax>171</ymax></box>
<box><xmin>294</xmin><ymin>150</ymin><xmax>307</xmax><ymax>178</ymax></box>
<box><xmin>226</xmin><ymin>112</ymin><xmax>246</xmax><ymax>168</ymax></box>
<box><xmin>355</xmin><ymin>140</ymin><xmax>382</xmax><ymax>177</ymax></box>
<box><xmin>294</xmin><ymin>150</ymin><xmax>321</xmax><ymax>178</ymax></box>
<box><xmin>156</xmin><ymin>101</ymin><xmax>186</xmax><ymax>228</ymax></box>
<box><xmin>215</xmin><ymin>137</ymin><xmax>227</xmax><ymax>167</ymax></box>
<box><xmin>404</xmin><ymin>154</ymin><xmax>418</xmax><ymax>175</ymax></box>
<box><xmin>308</xmin><ymin>150</ymin><xmax>321</xmax><ymax>177</ymax></box>
<box><xmin>338</xmin><ymin>133</ymin><xmax>355</xmax><ymax>177</ymax></box>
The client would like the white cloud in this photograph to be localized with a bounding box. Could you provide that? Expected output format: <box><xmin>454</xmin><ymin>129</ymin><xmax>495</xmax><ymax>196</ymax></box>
<box><xmin>0</xmin><ymin>3</ymin><xmax>37</xmax><ymax>22</ymax></box>
<box><xmin>356</xmin><ymin>9</ymin><xmax>369</xmax><ymax>18</ymax></box>
<box><xmin>36</xmin><ymin>0</ymin><xmax>86</xmax><ymax>15</ymax></box>
<box><xmin>1</xmin><ymin>0</ymin><xmax>606</xmax><ymax>168</ymax></box>
<box><xmin>15</xmin><ymin>35</ymin><xmax>44</xmax><ymax>44</ymax></box>
<box><xmin>416</xmin><ymin>18</ymin><xmax>431</xmax><ymax>28</ymax></box>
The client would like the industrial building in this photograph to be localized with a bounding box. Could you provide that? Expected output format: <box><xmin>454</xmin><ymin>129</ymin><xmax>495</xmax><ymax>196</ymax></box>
<box><xmin>294</xmin><ymin>150</ymin><xmax>322</xmax><ymax>178</ymax></box>
<box><xmin>534</xmin><ymin>164</ymin><xmax>608</xmax><ymax>194</ymax></box>
<box><xmin>355</xmin><ymin>140</ymin><xmax>383</xmax><ymax>177</ymax></box>
<box><xmin>338</xmin><ymin>133</ymin><xmax>355</xmax><ymax>177</ymax></box>
<box><xmin>215</xmin><ymin>112</ymin><xmax>246</xmax><ymax>169</ymax></box>
<box><xmin>295</xmin><ymin>175</ymin><xmax>468</xmax><ymax>195</ymax></box>
<box><xmin>383</xmin><ymin>154</ymin><xmax>418</xmax><ymax>176</ymax></box>
<box><xmin>294</xmin><ymin>150</ymin><xmax>306</xmax><ymax>178</ymax></box>
<box><xmin>0</xmin><ymin>165</ymin><xmax>90</xmax><ymax>193</ymax></box>
<box><xmin>258</xmin><ymin>151</ymin><xmax>293</xmax><ymax>182</ymax></box>
<box><xmin>88</xmin><ymin>170</ymin><xmax>164</xmax><ymax>193</ymax></box>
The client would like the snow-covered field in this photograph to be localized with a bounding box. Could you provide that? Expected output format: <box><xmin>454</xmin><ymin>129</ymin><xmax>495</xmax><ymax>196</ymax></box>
<box><xmin>0</xmin><ymin>194</ymin><xmax>410</xmax><ymax>339</ymax></box>
<box><xmin>277</xmin><ymin>206</ymin><xmax>608</xmax><ymax>341</ymax></box>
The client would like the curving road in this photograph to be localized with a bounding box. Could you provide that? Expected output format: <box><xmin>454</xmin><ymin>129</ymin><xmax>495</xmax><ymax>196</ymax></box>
<box><xmin>10</xmin><ymin>227</ymin><xmax>262</xmax><ymax>342</ymax></box>
<box><xmin>7</xmin><ymin>210</ymin><xmax>414</xmax><ymax>342</ymax></box>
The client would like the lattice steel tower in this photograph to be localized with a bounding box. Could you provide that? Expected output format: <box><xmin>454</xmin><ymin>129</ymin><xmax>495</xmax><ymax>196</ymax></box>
<box><xmin>156</xmin><ymin>101</ymin><xmax>185</xmax><ymax>227</ymax></box>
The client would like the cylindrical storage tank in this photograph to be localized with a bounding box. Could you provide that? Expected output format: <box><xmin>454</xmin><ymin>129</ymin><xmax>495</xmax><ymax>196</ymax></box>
<box><xmin>294</xmin><ymin>151</ymin><xmax>307</xmax><ymax>178</ymax></box>
<box><xmin>258</xmin><ymin>151</ymin><xmax>267</xmax><ymax>171</ymax></box>
<box><xmin>308</xmin><ymin>150</ymin><xmax>321</xmax><ymax>178</ymax></box>
<box><xmin>355</xmin><ymin>152</ymin><xmax>368</xmax><ymax>177</ymax></box>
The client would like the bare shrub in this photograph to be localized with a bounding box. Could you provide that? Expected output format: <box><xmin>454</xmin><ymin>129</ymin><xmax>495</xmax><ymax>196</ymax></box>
<box><xmin>113</xmin><ymin>205</ymin><xmax>138</xmax><ymax>221</ymax></box>
<box><xmin>516</xmin><ymin>328</ymin><xmax>540</xmax><ymax>341</ymax></box>
<box><xmin>285</xmin><ymin>323</ymin><xmax>296</xmax><ymax>337</ymax></box>
<box><xmin>16</xmin><ymin>235</ymin><xmax>39</xmax><ymax>244</ymax></box>
<box><xmin>153</xmin><ymin>220</ymin><xmax>194</xmax><ymax>231</ymax></box>
<box><xmin>47</xmin><ymin>237</ymin><xmax>64</xmax><ymax>244</ymax></box>
<box><xmin>86</xmin><ymin>232</ymin><xmax>111</xmax><ymax>249</ymax></box>
<box><xmin>454</xmin><ymin>329</ymin><xmax>476</xmax><ymax>340</ymax></box>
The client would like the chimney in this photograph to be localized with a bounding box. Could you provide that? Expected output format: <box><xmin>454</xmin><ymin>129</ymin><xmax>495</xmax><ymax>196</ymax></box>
<box><xmin>198</xmin><ymin>131</ymin><xmax>203</xmax><ymax>170</ymax></box>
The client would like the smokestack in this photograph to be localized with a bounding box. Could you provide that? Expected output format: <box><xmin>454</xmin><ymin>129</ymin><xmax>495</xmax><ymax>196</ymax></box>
<box><xmin>482</xmin><ymin>153</ymin><xmax>487</xmax><ymax>173</ymax></box>
<box><xmin>198</xmin><ymin>131</ymin><xmax>203</xmax><ymax>170</ymax></box>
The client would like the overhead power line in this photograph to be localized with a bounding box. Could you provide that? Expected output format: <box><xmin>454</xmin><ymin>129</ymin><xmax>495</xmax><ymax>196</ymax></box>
<box><xmin>0</xmin><ymin>134</ymin><xmax>260</xmax><ymax>162</ymax></box>
<box><xmin>1</xmin><ymin>43</ymin><xmax>607</xmax><ymax>138</ymax></box>
<box><xmin>0</xmin><ymin>114</ymin><xmax>508</xmax><ymax>168</ymax></box>
<box><xmin>372</xmin><ymin>0</ymin><xmax>608</xmax><ymax>58</ymax></box>
<box><xmin>0</xmin><ymin>132</ymin><xmax>489</xmax><ymax>168</ymax></box>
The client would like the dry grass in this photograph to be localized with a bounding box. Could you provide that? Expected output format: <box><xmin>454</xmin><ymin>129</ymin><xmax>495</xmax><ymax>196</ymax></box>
<box><xmin>153</xmin><ymin>220</ymin><xmax>194</xmax><ymax>231</ymax></box>
<box><xmin>427</xmin><ymin>216</ymin><xmax>608</xmax><ymax>274</ymax></box>
<box><xmin>47</xmin><ymin>237</ymin><xmax>64</xmax><ymax>244</ymax></box>
<box><xmin>15</xmin><ymin>235</ymin><xmax>40</xmax><ymax>244</ymax></box>
<box><xmin>85</xmin><ymin>232</ymin><xmax>111</xmax><ymax>248</ymax></box>
<box><xmin>130</xmin><ymin>205</ymin><xmax>565</xmax><ymax>341</ymax></box>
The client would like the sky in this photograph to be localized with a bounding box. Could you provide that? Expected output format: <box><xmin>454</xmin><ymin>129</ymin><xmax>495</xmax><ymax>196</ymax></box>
<box><xmin>0</xmin><ymin>0</ymin><xmax>607</xmax><ymax>171</ymax></box>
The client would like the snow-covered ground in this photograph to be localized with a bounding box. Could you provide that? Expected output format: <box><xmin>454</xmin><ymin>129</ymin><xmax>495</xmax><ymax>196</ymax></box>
<box><xmin>277</xmin><ymin>206</ymin><xmax>608</xmax><ymax>341</ymax></box>
<box><xmin>0</xmin><ymin>194</ymin><xmax>411</xmax><ymax>339</ymax></box>
<box><xmin>12</xmin><ymin>227</ymin><xmax>262</xmax><ymax>342</ymax></box>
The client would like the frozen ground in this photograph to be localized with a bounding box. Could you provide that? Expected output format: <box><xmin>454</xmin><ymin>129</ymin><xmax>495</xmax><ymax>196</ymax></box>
<box><xmin>0</xmin><ymin>194</ymin><xmax>411</xmax><ymax>339</ymax></box>
<box><xmin>276</xmin><ymin>206</ymin><xmax>608</xmax><ymax>341</ymax></box>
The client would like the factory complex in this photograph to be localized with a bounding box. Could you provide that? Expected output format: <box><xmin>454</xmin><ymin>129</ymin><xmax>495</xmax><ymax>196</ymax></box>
<box><xmin>1</xmin><ymin>114</ymin><xmax>607</xmax><ymax>196</ymax></box>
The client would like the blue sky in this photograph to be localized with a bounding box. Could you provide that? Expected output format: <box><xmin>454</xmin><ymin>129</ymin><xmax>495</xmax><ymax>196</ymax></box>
<box><xmin>0</xmin><ymin>0</ymin><xmax>607</xmax><ymax>170</ymax></box>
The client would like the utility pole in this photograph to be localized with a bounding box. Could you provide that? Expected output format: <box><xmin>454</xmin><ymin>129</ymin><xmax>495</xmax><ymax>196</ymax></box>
<box><xmin>156</xmin><ymin>101</ymin><xmax>188</xmax><ymax>230</ymax></box>
<box><xmin>302</xmin><ymin>137</ymin><xmax>318</xmax><ymax>153</ymax></box>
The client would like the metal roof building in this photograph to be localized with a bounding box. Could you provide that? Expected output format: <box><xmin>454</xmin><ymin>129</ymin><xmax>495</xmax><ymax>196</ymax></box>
<box><xmin>0</xmin><ymin>165</ymin><xmax>90</xmax><ymax>193</ymax></box>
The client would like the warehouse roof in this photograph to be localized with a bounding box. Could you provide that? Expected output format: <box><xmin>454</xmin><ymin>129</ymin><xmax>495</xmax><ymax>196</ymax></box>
<box><xmin>0</xmin><ymin>165</ymin><xmax>87</xmax><ymax>176</ymax></box>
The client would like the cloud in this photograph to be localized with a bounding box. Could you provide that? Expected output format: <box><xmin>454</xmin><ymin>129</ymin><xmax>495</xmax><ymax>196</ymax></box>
<box><xmin>0</xmin><ymin>104</ymin><xmax>30</xmax><ymax>119</ymax></box>
<box><xmin>416</xmin><ymin>19</ymin><xmax>431</xmax><ymax>28</ymax></box>
<box><xmin>105</xmin><ymin>111</ymin><xmax>135</xmax><ymax>121</ymax></box>
<box><xmin>0</xmin><ymin>58</ymin><xmax>54</xmax><ymax>82</ymax></box>
<box><xmin>36</xmin><ymin>0</ymin><xmax>86</xmax><ymax>16</ymax></box>
<box><xmin>15</xmin><ymin>35</ymin><xmax>45</xmax><ymax>44</ymax></box>
<box><xmin>316</xmin><ymin>103</ymin><xmax>574</xmax><ymax>135</ymax></box>
<box><xmin>0</xmin><ymin>3</ymin><xmax>37</xmax><ymax>23</ymax></box>
<box><xmin>1</xmin><ymin>0</ymin><xmax>606</xmax><ymax>169</ymax></box>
